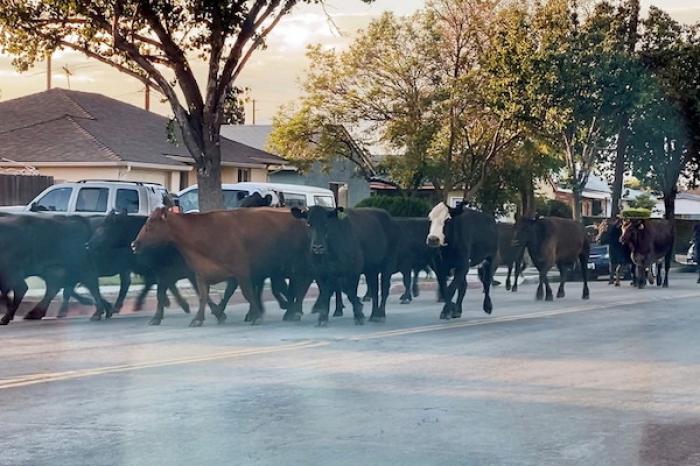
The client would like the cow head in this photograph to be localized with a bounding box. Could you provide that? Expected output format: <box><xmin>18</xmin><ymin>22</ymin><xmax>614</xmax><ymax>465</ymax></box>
<box><xmin>87</xmin><ymin>209</ymin><xmax>128</xmax><ymax>251</ymax></box>
<box><xmin>595</xmin><ymin>217</ymin><xmax>622</xmax><ymax>245</ymax></box>
<box><xmin>427</xmin><ymin>202</ymin><xmax>464</xmax><ymax>248</ymax></box>
<box><xmin>291</xmin><ymin>206</ymin><xmax>345</xmax><ymax>255</ymax></box>
<box><xmin>620</xmin><ymin>218</ymin><xmax>644</xmax><ymax>247</ymax></box>
<box><xmin>132</xmin><ymin>207</ymin><xmax>173</xmax><ymax>253</ymax></box>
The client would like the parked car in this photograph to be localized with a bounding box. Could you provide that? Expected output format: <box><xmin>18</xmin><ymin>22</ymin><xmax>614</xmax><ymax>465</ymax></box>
<box><xmin>569</xmin><ymin>244</ymin><xmax>631</xmax><ymax>281</ymax></box>
<box><xmin>176</xmin><ymin>182</ymin><xmax>336</xmax><ymax>213</ymax></box>
<box><xmin>0</xmin><ymin>180</ymin><xmax>169</xmax><ymax>216</ymax></box>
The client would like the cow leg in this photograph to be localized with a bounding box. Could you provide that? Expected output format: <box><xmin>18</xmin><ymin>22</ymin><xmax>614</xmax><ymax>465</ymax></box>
<box><xmin>283</xmin><ymin>274</ymin><xmax>312</xmax><ymax>321</ymax></box>
<box><xmin>57</xmin><ymin>286</ymin><xmax>72</xmax><ymax>318</ymax></box>
<box><xmin>242</xmin><ymin>277</ymin><xmax>265</xmax><ymax>326</ymax></box>
<box><xmin>315</xmin><ymin>279</ymin><xmax>333</xmax><ymax>327</ymax></box>
<box><xmin>412</xmin><ymin>268</ymin><xmax>421</xmax><ymax>297</ymax></box>
<box><xmin>579</xmin><ymin>253</ymin><xmax>590</xmax><ymax>300</ymax></box>
<box><xmin>535</xmin><ymin>268</ymin><xmax>545</xmax><ymax>301</ymax></box>
<box><xmin>556</xmin><ymin>264</ymin><xmax>567</xmax><ymax>298</ymax></box>
<box><xmin>481</xmin><ymin>258</ymin><xmax>494</xmax><ymax>314</ymax></box>
<box><xmin>663</xmin><ymin>253</ymin><xmax>671</xmax><ymax>288</ymax></box>
<box><xmin>168</xmin><ymin>282</ymin><xmax>190</xmax><ymax>314</ymax></box>
<box><xmin>613</xmin><ymin>264</ymin><xmax>621</xmax><ymax>287</ymax></box>
<box><xmin>149</xmin><ymin>281</ymin><xmax>168</xmax><ymax>326</ymax></box>
<box><xmin>189</xmin><ymin>275</ymin><xmax>210</xmax><ymax>327</ymax></box>
<box><xmin>216</xmin><ymin>279</ymin><xmax>237</xmax><ymax>316</ymax></box>
<box><xmin>334</xmin><ymin>288</ymin><xmax>344</xmax><ymax>317</ymax></box>
<box><xmin>343</xmin><ymin>275</ymin><xmax>365</xmax><ymax>325</ymax></box>
<box><xmin>367</xmin><ymin>271</ymin><xmax>382</xmax><ymax>322</ymax></box>
<box><xmin>134</xmin><ymin>274</ymin><xmax>155</xmax><ymax>312</ymax></box>
<box><xmin>25</xmin><ymin>274</ymin><xmax>63</xmax><ymax>320</ymax></box>
<box><xmin>505</xmin><ymin>263</ymin><xmax>513</xmax><ymax>291</ymax></box>
<box><xmin>271</xmin><ymin>277</ymin><xmax>289</xmax><ymax>310</ymax></box>
<box><xmin>512</xmin><ymin>247</ymin><xmax>526</xmax><ymax>292</ymax></box>
<box><xmin>84</xmin><ymin>277</ymin><xmax>109</xmax><ymax>321</ymax></box>
<box><xmin>112</xmin><ymin>270</ymin><xmax>131</xmax><ymax>314</ymax></box>
<box><xmin>400</xmin><ymin>268</ymin><xmax>412</xmax><ymax>304</ymax></box>
<box><xmin>1</xmin><ymin>280</ymin><xmax>28</xmax><ymax>325</ymax></box>
<box><xmin>374</xmin><ymin>269</ymin><xmax>392</xmax><ymax>323</ymax></box>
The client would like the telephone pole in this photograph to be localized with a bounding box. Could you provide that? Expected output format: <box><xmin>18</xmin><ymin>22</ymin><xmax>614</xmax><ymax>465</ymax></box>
<box><xmin>144</xmin><ymin>84</ymin><xmax>151</xmax><ymax>111</ymax></box>
<box><xmin>252</xmin><ymin>99</ymin><xmax>256</xmax><ymax>125</ymax></box>
<box><xmin>46</xmin><ymin>53</ymin><xmax>52</xmax><ymax>90</ymax></box>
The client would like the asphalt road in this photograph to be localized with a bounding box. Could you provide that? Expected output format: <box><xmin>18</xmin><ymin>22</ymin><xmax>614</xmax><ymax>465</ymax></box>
<box><xmin>2</xmin><ymin>273</ymin><xmax>700</xmax><ymax>466</ymax></box>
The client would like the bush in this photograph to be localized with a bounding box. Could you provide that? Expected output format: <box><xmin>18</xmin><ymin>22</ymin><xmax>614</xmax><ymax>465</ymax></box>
<box><xmin>535</xmin><ymin>197</ymin><xmax>573</xmax><ymax>218</ymax></box>
<box><xmin>627</xmin><ymin>192</ymin><xmax>657</xmax><ymax>211</ymax></box>
<box><xmin>622</xmin><ymin>208</ymin><xmax>651</xmax><ymax>219</ymax></box>
<box><xmin>355</xmin><ymin>195</ymin><xmax>432</xmax><ymax>217</ymax></box>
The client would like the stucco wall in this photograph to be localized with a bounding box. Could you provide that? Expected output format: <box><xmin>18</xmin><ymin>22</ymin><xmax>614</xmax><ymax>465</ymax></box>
<box><xmin>33</xmin><ymin>166</ymin><xmax>182</xmax><ymax>192</ymax></box>
<box><xmin>221</xmin><ymin>167</ymin><xmax>268</xmax><ymax>184</ymax></box>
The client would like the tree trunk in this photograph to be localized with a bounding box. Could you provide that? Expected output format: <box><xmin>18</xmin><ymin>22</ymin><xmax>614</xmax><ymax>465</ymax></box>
<box><xmin>610</xmin><ymin>122</ymin><xmax>628</xmax><ymax>217</ymax></box>
<box><xmin>663</xmin><ymin>188</ymin><xmax>677</xmax><ymax>221</ymax></box>
<box><xmin>572</xmin><ymin>188</ymin><xmax>583</xmax><ymax>222</ymax></box>
<box><xmin>196</xmin><ymin>141</ymin><xmax>224</xmax><ymax>212</ymax></box>
<box><xmin>519</xmin><ymin>176</ymin><xmax>536</xmax><ymax>217</ymax></box>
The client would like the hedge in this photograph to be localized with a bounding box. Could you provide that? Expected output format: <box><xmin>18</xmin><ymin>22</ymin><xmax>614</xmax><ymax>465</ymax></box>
<box><xmin>355</xmin><ymin>195</ymin><xmax>432</xmax><ymax>218</ymax></box>
<box><xmin>621</xmin><ymin>208</ymin><xmax>652</xmax><ymax>219</ymax></box>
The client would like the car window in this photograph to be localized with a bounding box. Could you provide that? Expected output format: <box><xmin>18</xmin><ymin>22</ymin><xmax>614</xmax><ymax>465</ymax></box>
<box><xmin>283</xmin><ymin>192</ymin><xmax>307</xmax><ymax>209</ymax></box>
<box><xmin>313</xmin><ymin>195</ymin><xmax>335</xmax><ymax>207</ymax></box>
<box><xmin>33</xmin><ymin>187</ymin><xmax>72</xmax><ymax>212</ymax></box>
<box><xmin>76</xmin><ymin>187</ymin><xmax>109</xmax><ymax>213</ymax></box>
<box><xmin>223</xmin><ymin>190</ymin><xmax>249</xmax><ymax>209</ymax></box>
<box><xmin>115</xmin><ymin>189</ymin><xmax>140</xmax><ymax>213</ymax></box>
<box><xmin>179</xmin><ymin>190</ymin><xmax>199</xmax><ymax>212</ymax></box>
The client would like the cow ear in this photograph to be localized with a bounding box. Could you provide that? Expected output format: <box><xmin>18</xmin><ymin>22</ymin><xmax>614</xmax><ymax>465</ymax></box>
<box><xmin>291</xmin><ymin>207</ymin><xmax>307</xmax><ymax>219</ymax></box>
<box><xmin>638</xmin><ymin>222</ymin><xmax>645</xmax><ymax>230</ymax></box>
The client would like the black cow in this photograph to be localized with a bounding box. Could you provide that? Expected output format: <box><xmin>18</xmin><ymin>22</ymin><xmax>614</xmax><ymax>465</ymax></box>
<box><xmin>426</xmin><ymin>202</ymin><xmax>498</xmax><ymax>319</ymax></box>
<box><xmin>394</xmin><ymin>218</ymin><xmax>432</xmax><ymax>304</ymax></box>
<box><xmin>239</xmin><ymin>192</ymin><xmax>273</xmax><ymax>208</ymax></box>
<box><xmin>595</xmin><ymin>218</ymin><xmax>635</xmax><ymax>287</ymax></box>
<box><xmin>0</xmin><ymin>214</ymin><xmax>108</xmax><ymax>324</ymax></box>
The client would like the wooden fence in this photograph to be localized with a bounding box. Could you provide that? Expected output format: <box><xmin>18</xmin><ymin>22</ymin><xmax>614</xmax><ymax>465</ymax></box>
<box><xmin>0</xmin><ymin>174</ymin><xmax>54</xmax><ymax>206</ymax></box>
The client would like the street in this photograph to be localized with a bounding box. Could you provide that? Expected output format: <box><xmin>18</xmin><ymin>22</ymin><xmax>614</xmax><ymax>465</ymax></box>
<box><xmin>2</xmin><ymin>273</ymin><xmax>700</xmax><ymax>466</ymax></box>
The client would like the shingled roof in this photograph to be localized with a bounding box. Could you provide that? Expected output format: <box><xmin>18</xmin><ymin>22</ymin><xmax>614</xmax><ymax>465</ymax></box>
<box><xmin>0</xmin><ymin>88</ymin><xmax>284</xmax><ymax>167</ymax></box>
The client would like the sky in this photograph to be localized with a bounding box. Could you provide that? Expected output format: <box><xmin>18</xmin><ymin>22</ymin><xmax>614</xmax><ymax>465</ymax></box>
<box><xmin>0</xmin><ymin>0</ymin><xmax>698</xmax><ymax>124</ymax></box>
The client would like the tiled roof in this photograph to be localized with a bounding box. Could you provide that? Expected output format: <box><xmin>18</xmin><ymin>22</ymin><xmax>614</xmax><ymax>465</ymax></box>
<box><xmin>0</xmin><ymin>88</ymin><xmax>283</xmax><ymax>167</ymax></box>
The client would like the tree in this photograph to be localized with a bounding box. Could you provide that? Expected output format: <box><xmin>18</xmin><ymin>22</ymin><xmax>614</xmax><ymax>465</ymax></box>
<box><xmin>0</xmin><ymin>1</ymin><xmax>373</xmax><ymax>211</ymax></box>
<box><xmin>222</xmin><ymin>86</ymin><xmax>249</xmax><ymax>126</ymax></box>
<box><xmin>627</xmin><ymin>192</ymin><xmax>657</xmax><ymax>211</ymax></box>
<box><xmin>269</xmin><ymin>1</ymin><xmax>522</xmax><ymax>203</ymax></box>
<box><xmin>627</xmin><ymin>7</ymin><xmax>700</xmax><ymax>219</ymax></box>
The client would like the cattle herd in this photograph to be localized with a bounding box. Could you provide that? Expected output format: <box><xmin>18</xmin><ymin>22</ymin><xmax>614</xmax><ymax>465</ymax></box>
<box><xmin>0</xmin><ymin>200</ymin><xmax>697</xmax><ymax>328</ymax></box>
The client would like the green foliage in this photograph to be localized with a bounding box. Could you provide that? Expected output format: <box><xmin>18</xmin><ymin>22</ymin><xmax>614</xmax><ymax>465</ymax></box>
<box><xmin>535</xmin><ymin>197</ymin><xmax>573</xmax><ymax>219</ymax></box>
<box><xmin>355</xmin><ymin>196</ymin><xmax>432</xmax><ymax>218</ymax></box>
<box><xmin>622</xmin><ymin>208</ymin><xmax>651</xmax><ymax>219</ymax></box>
<box><xmin>627</xmin><ymin>193</ymin><xmax>658</xmax><ymax>210</ymax></box>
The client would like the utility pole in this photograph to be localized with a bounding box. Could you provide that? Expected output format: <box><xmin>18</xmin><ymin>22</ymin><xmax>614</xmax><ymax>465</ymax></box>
<box><xmin>144</xmin><ymin>84</ymin><xmax>150</xmax><ymax>111</ymax></box>
<box><xmin>46</xmin><ymin>53</ymin><xmax>52</xmax><ymax>90</ymax></box>
<box><xmin>252</xmin><ymin>99</ymin><xmax>256</xmax><ymax>125</ymax></box>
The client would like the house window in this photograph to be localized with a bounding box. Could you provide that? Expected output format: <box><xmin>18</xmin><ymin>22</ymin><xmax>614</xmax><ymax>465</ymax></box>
<box><xmin>237</xmin><ymin>169</ymin><xmax>251</xmax><ymax>182</ymax></box>
<box><xmin>592</xmin><ymin>199</ymin><xmax>603</xmax><ymax>216</ymax></box>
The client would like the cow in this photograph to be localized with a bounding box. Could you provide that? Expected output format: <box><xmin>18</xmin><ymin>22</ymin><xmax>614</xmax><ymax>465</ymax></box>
<box><xmin>595</xmin><ymin>218</ymin><xmax>635</xmax><ymax>287</ymax></box>
<box><xmin>132</xmin><ymin>208</ymin><xmax>312</xmax><ymax>326</ymax></box>
<box><xmin>294</xmin><ymin>206</ymin><xmax>400</xmax><ymax>325</ymax></box>
<box><xmin>394</xmin><ymin>218</ymin><xmax>433</xmax><ymax>304</ymax></box>
<box><xmin>0</xmin><ymin>214</ymin><xmax>108</xmax><ymax>325</ymax></box>
<box><xmin>426</xmin><ymin>202</ymin><xmax>497</xmax><ymax>319</ymax></box>
<box><xmin>620</xmin><ymin>218</ymin><xmax>674</xmax><ymax>289</ymax></box>
<box><xmin>695</xmin><ymin>224</ymin><xmax>700</xmax><ymax>284</ymax></box>
<box><xmin>512</xmin><ymin>216</ymin><xmax>590</xmax><ymax>301</ymax></box>
<box><xmin>239</xmin><ymin>192</ymin><xmax>273</xmax><ymax>208</ymax></box>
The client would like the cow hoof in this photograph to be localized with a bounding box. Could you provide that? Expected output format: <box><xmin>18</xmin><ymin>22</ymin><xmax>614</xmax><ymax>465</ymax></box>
<box><xmin>354</xmin><ymin>316</ymin><xmax>365</xmax><ymax>326</ymax></box>
<box><xmin>663</xmin><ymin>283</ymin><xmax>669</xmax><ymax>289</ymax></box>
<box><xmin>24</xmin><ymin>310</ymin><xmax>45</xmax><ymax>320</ymax></box>
<box><xmin>483</xmin><ymin>303</ymin><xmax>493</xmax><ymax>315</ymax></box>
<box><xmin>89</xmin><ymin>313</ymin><xmax>102</xmax><ymax>322</ymax></box>
<box><xmin>451</xmin><ymin>311</ymin><xmax>462</xmax><ymax>319</ymax></box>
<box><xmin>333</xmin><ymin>310</ymin><xmax>343</xmax><ymax>317</ymax></box>
<box><xmin>189</xmin><ymin>319</ymin><xmax>204</xmax><ymax>327</ymax></box>
<box><xmin>362</xmin><ymin>296</ymin><xmax>372</xmax><ymax>303</ymax></box>
<box><xmin>244</xmin><ymin>312</ymin><xmax>252</xmax><ymax>322</ymax></box>
<box><xmin>182</xmin><ymin>305</ymin><xmax>191</xmax><ymax>314</ymax></box>
<box><xmin>511</xmin><ymin>286</ymin><xmax>518</xmax><ymax>293</ymax></box>
<box><xmin>0</xmin><ymin>315</ymin><xmax>11</xmax><ymax>325</ymax></box>
<box><xmin>112</xmin><ymin>305</ymin><xmax>122</xmax><ymax>315</ymax></box>
<box><xmin>216</xmin><ymin>313</ymin><xmax>227</xmax><ymax>325</ymax></box>
<box><xmin>250</xmin><ymin>318</ymin><xmax>263</xmax><ymax>326</ymax></box>
<box><xmin>369</xmin><ymin>316</ymin><xmax>386</xmax><ymax>323</ymax></box>
<box><xmin>316</xmin><ymin>320</ymin><xmax>328</xmax><ymax>328</ymax></box>
<box><xmin>582</xmin><ymin>293</ymin><xmax>590</xmax><ymax>300</ymax></box>
<box><xmin>439</xmin><ymin>310</ymin><xmax>451</xmax><ymax>320</ymax></box>
<box><xmin>311</xmin><ymin>307</ymin><xmax>320</xmax><ymax>314</ymax></box>
<box><xmin>148</xmin><ymin>318</ymin><xmax>162</xmax><ymax>326</ymax></box>
<box><xmin>399</xmin><ymin>296</ymin><xmax>411</xmax><ymax>304</ymax></box>
<box><xmin>545</xmin><ymin>294</ymin><xmax>554</xmax><ymax>302</ymax></box>
<box><xmin>557</xmin><ymin>290</ymin><xmax>565</xmax><ymax>298</ymax></box>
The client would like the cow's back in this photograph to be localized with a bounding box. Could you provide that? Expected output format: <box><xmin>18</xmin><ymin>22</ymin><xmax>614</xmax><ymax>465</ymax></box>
<box><xmin>347</xmin><ymin>208</ymin><xmax>399</xmax><ymax>271</ymax></box>
<box><xmin>535</xmin><ymin>217</ymin><xmax>587</xmax><ymax>263</ymax></box>
<box><xmin>395</xmin><ymin>218</ymin><xmax>431</xmax><ymax>269</ymax></box>
<box><xmin>453</xmin><ymin>209</ymin><xmax>498</xmax><ymax>263</ymax></box>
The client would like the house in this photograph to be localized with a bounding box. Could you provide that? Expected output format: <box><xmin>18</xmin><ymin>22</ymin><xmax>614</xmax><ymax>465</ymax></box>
<box><xmin>0</xmin><ymin>89</ymin><xmax>284</xmax><ymax>192</ymax></box>
<box><xmin>539</xmin><ymin>174</ymin><xmax>612</xmax><ymax>218</ymax></box>
<box><xmin>220</xmin><ymin>124</ymin><xmax>371</xmax><ymax>206</ymax></box>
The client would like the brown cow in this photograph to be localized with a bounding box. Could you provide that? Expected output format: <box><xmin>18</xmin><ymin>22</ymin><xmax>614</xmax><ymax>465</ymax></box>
<box><xmin>496</xmin><ymin>222</ymin><xmax>526</xmax><ymax>291</ymax></box>
<box><xmin>512</xmin><ymin>216</ymin><xmax>590</xmax><ymax>301</ymax></box>
<box><xmin>132</xmin><ymin>208</ymin><xmax>312</xmax><ymax>326</ymax></box>
<box><xmin>620</xmin><ymin>218</ymin><xmax>674</xmax><ymax>288</ymax></box>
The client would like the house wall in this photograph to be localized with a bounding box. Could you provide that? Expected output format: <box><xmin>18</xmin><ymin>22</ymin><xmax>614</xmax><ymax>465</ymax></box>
<box><xmin>270</xmin><ymin>159</ymin><xmax>370</xmax><ymax>207</ymax></box>
<box><xmin>220</xmin><ymin>167</ymin><xmax>269</xmax><ymax>184</ymax></box>
<box><xmin>34</xmin><ymin>166</ymin><xmax>183</xmax><ymax>192</ymax></box>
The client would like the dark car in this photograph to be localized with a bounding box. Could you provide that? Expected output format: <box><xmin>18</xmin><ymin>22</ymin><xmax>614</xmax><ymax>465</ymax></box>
<box><xmin>568</xmin><ymin>244</ymin><xmax>629</xmax><ymax>281</ymax></box>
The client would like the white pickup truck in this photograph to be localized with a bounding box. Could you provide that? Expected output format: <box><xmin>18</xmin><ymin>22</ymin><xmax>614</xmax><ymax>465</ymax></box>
<box><xmin>0</xmin><ymin>180</ymin><xmax>169</xmax><ymax>216</ymax></box>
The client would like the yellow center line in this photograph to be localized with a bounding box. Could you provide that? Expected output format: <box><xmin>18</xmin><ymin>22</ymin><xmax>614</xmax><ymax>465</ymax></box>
<box><xmin>3</xmin><ymin>291</ymin><xmax>700</xmax><ymax>390</ymax></box>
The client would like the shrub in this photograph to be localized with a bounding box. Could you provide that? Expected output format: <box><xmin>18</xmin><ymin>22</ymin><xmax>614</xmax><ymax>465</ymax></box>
<box><xmin>534</xmin><ymin>197</ymin><xmax>573</xmax><ymax>218</ymax></box>
<box><xmin>355</xmin><ymin>195</ymin><xmax>432</xmax><ymax>217</ymax></box>
<box><xmin>622</xmin><ymin>208</ymin><xmax>651</xmax><ymax>219</ymax></box>
<box><xmin>627</xmin><ymin>192</ymin><xmax>657</xmax><ymax>211</ymax></box>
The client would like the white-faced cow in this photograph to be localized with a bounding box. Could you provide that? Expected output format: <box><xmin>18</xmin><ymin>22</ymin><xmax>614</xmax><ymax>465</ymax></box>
<box><xmin>426</xmin><ymin>202</ymin><xmax>498</xmax><ymax>319</ymax></box>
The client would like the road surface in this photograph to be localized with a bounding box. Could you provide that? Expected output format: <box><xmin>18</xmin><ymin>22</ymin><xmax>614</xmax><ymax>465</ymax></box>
<box><xmin>2</xmin><ymin>274</ymin><xmax>700</xmax><ymax>466</ymax></box>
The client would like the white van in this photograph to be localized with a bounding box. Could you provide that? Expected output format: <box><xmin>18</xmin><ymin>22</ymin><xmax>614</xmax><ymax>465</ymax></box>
<box><xmin>176</xmin><ymin>182</ymin><xmax>336</xmax><ymax>213</ymax></box>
